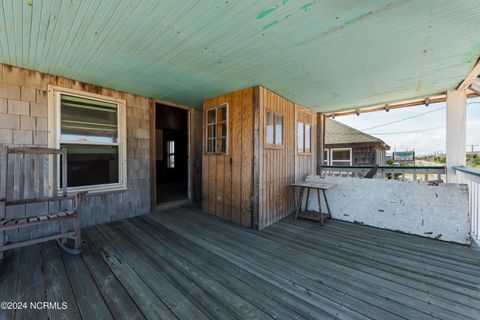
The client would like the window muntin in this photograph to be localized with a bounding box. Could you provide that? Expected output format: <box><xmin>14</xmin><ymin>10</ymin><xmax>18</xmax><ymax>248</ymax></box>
<box><xmin>330</xmin><ymin>148</ymin><xmax>352</xmax><ymax>166</ymax></box>
<box><xmin>297</xmin><ymin>121</ymin><xmax>311</xmax><ymax>154</ymax></box>
<box><xmin>265</xmin><ymin>111</ymin><xmax>283</xmax><ymax>147</ymax></box>
<box><xmin>53</xmin><ymin>88</ymin><xmax>127</xmax><ymax>192</ymax></box>
<box><xmin>324</xmin><ymin>148</ymin><xmax>329</xmax><ymax>165</ymax></box>
<box><xmin>206</xmin><ymin>104</ymin><xmax>228</xmax><ymax>154</ymax></box>
<box><xmin>218</xmin><ymin>105</ymin><xmax>227</xmax><ymax>153</ymax></box>
<box><xmin>207</xmin><ymin>108</ymin><xmax>217</xmax><ymax>153</ymax></box>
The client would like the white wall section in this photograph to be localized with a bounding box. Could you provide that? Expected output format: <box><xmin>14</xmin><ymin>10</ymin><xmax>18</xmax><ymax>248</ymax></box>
<box><xmin>304</xmin><ymin>176</ymin><xmax>470</xmax><ymax>244</ymax></box>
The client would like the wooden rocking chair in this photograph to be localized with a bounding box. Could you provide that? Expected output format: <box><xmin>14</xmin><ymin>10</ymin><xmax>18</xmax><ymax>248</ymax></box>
<box><xmin>0</xmin><ymin>146</ymin><xmax>86</xmax><ymax>259</ymax></box>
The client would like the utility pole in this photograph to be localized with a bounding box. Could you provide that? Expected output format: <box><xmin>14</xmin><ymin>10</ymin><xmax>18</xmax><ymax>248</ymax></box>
<box><xmin>467</xmin><ymin>144</ymin><xmax>478</xmax><ymax>154</ymax></box>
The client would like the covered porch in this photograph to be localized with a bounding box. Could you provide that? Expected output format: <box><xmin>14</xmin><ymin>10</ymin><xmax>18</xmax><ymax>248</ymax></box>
<box><xmin>1</xmin><ymin>205</ymin><xmax>479</xmax><ymax>320</ymax></box>
<box><xmin>1</xmin><ymin>1</ymin><xmax>480</xmax><ymax>319</ymax></box>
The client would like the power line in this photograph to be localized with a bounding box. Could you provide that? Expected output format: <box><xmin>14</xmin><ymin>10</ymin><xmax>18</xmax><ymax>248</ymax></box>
<box><xmin>370</xmin><ymin>126</ymin><xmax>444</xmax><ymax>135</ymax></box>
<box><xmin>369</xmin><ymin>122</ymin><xmax>480</xmax><ymax>135</ymax></box>
<box><xmin>361</xmin><ymin>101</ymin><xmax>480</xmax><ymax>132</ymax></box>
<box><xmin>361</xmin><ymin>107</ymin><xmax>445</xmax><ymax>131</ymax></box>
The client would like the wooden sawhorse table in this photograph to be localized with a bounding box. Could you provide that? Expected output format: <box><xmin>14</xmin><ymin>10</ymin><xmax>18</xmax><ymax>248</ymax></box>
<box><xmin>291</xmin><ymin>181</ymin><xmax>336</xmax><ymax>225</ymax></box>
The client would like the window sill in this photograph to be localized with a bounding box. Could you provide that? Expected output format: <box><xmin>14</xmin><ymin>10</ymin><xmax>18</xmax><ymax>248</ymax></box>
<box><xmin>204</xmin><ymin>152</ymin><xmax>229</xmax><ymax>156</ymax></box>
<box><xmin>265</xmin><ymin>144</ymin><xmax>284</xmax><ymax>150</ymax></box>
<box><xmin>58</xmin><ymin>185</ymin><xmax>128</xmax><ymax>196</ymax></box>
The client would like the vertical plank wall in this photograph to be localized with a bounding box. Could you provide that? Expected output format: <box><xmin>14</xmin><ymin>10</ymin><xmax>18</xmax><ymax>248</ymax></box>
<box><xmin>202</xmin><ymin>88</ymin><xmax>254</xmax><ymax>227</ymax></box>
<box><xmin>257</xmin><ymin>87</ymin><xmax>296</xmax><ymax>229</ymax></box>
<box><xmin>295</xmin><ymin>105</ymin><xmax>317</xmax><ymax>182</ymax></box>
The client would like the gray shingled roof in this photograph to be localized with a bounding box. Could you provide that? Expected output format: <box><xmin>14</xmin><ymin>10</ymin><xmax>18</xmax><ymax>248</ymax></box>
<box><xmin>325</xmin><ymin>118</ymin><xmax>389</xmax><ymax>149</ymax></box>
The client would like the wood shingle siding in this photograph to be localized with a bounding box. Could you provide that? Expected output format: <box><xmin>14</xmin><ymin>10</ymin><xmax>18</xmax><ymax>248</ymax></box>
<box><xmin>0</xmin><ymin>64</ymin><xmax>166</xmax><ymax>242</ymax></box>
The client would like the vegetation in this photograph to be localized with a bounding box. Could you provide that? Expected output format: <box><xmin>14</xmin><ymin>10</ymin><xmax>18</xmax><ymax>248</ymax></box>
<box><xmin>385</xmin><ymin>159</ymin><xmax>415</xmax><ymax>167</ymax></box>
<box><xmin>467</xmin><ymin>154</ymin><xmax>480</xmax><ymax>168</ymax></box>
<box><xmin>433</xmin><ymin>155</ymin><xmax>446</xmax><ymax>164</ymax></box>
<box><xmin>417</xmin><ymin>153</ymin><xmax>480</xmax><ymax>168</ymax></box>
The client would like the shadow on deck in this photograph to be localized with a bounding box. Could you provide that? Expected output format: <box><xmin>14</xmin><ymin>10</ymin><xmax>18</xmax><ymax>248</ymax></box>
<box><xmin>1</xmin><ymin>205</ymin><xmax>480</xmax><ymax>320</ymax></box>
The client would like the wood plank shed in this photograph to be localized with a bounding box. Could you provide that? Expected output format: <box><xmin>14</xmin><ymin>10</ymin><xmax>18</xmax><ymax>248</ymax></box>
<box><xmin>202</xmin><ymin>86</ymin><xmax>316</xmax><ymax>229</ymax></box>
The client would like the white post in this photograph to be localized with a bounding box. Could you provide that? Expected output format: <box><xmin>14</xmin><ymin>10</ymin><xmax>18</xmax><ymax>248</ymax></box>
<box><xmin>446</xmin><ymin>89</ymin><xmax>467</xmax><ymax>183</ymax></box>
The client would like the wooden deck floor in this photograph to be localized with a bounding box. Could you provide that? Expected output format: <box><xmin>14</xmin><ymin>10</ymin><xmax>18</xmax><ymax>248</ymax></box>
<box><xmin>1</xmin><ymin>205</ymin><xmax>480</xmax><ymax>320</ymax></box>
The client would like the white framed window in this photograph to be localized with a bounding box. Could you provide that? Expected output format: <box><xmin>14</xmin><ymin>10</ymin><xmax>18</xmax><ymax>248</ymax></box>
<box><xmin>265</xmin><ymin>110</ymin><xmax>283</xmax><ymax>147</ymax></box>
<box><xmin>48</xmin><ymin>85</ymin><xmax>127</xmax><ymax>193</ymax></box>
<box><xmin>297</xmin><ymin>121</ymin><xmax>311</xmax><ymax>154</ymax></box>
<box><xmin>167</xmin><ymin>140</ymin><xmax>175</xmax><ymax>168</ymax></box>
<box><xmin>330</xmin><ymin>148</ymin><xmax>352</xmax><ymax>166</ymax></box>
<box><xmin>206</xmin><ymin>103</ymin><xmax>228</xmax><ymax>154</ymax></box>
<box><xmin>324</xmin><ymin>148</ymin><xmax>330</xmax><ymax>165</ymax></box>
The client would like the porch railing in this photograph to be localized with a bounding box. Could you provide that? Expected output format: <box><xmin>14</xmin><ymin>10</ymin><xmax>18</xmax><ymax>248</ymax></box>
<box><xmin>322</xmin><ymin>165</ymin><xmax>446</xmax><ymax>182</ymax></box>
<box><xmin>453</xmin><ymin>166</ymin><xmax>480</xmax><ymax>242</ymax></box>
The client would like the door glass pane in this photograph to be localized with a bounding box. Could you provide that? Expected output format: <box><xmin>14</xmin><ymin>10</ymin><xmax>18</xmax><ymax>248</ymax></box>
<box><xmin>275</xmin><ymin>114</ymin><xmax>282</xmax><ymax>145</ymax></box>
<box><xmin>297</xmin><ymin>122</ymin><xmax>304</xmax><ymax>152</ymax></box>
<box><xmin>61</xmin><ymin>144</ymin><xmax>119</xmax><ymax>187</ymax></box>
<box><xmin>61</xmin><ymin>94</ymin><xmax>118</xmax><ymax>143</ymax></box>
<box><xmin>305</xmin><ymin>124</ymin><xmax>311</xmax><ymax>153</ymax></box>
<box><xmin>266</xmin><ymin>111</ymin><xmax>274</xmax><ymax>144</ymax></box>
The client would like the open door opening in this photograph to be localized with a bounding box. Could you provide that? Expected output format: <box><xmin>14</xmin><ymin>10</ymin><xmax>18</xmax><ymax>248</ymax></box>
<box><xmin>155</xmin><ymin>103</ymin><xmax>189</xmax><ymax>204</ymax></box>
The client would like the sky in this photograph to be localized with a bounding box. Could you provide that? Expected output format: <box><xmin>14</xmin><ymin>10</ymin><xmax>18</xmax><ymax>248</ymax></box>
<box><xmin>334</xmin><ymin>96</ymin><xmax>480</xmax><ymax>156</ymax></box>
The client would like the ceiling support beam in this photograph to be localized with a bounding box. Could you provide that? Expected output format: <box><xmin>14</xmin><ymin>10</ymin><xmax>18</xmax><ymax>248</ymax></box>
<box><xmin>470</xmin><ymin>78</ymin><xmax>480</xmax><ymax>95</ymax></box>
<box><xmin>325</xmin><ymin>93</ymin><xmax>478</xmax><ymax>118</ymax></box>
<box><xmin>458</xmin><ymin>59</ymin><xmax>480</xmax><ymax>90</ymax></box>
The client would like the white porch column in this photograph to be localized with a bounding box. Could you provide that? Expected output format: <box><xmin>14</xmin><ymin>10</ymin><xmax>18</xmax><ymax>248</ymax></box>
<box><xmin>446</xmin><ymin>89</ymin><xmax>467</xmax><ymax>183</ymax></box>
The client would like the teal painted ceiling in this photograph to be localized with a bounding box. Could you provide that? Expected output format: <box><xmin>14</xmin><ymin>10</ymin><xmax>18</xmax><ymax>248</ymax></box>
<box><xmin>1</xmin><ymin>0</ymin><xmax>479</xmax><ymax>112</ymax></box>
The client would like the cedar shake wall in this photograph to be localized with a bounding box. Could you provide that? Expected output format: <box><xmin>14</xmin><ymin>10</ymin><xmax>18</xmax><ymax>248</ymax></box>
<box><xmin>0</xmin><ymin>64</ymin><xmax>151</xmax><ymax>243</ymax></box>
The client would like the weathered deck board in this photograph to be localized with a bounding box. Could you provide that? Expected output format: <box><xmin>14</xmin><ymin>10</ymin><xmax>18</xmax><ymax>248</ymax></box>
<box><xmin>156</xmin><ymin>208</ymin><xmax>424</xmax><ymax>320</ymax></box>
<box><xmin>79</xmin><ymin>235</ymin><xmax>145</xmax><ymax>320</ymax></box>
<box><xmin>42</xmin><ymin>242</ymin><xmax>81</xmax><ymax>320</ymax></box>
<box><xmin>15</xmin><ymin>245</ymin><xmax>47</xmax><ymax>320</ymax></box>
<box><xmin>61</xmin><ymin>250</ymin><xmax>114</xmax><ymax>320</ymax></box>
<box><xmin>85</xmin><ymin>227</ymin><xmax>179</xmax><ymax>320</ymax></box>
<box><xmin>0</xmin><ymin>204</ymin><xmax>479</xmax><ymax>320</ymax></box>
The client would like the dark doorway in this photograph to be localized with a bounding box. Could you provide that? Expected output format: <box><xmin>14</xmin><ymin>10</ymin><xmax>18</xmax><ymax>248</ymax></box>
<box><xmin>155</xmin><ymin>104</ymin><xmax>188</xmax><ymax>204</ymax></box>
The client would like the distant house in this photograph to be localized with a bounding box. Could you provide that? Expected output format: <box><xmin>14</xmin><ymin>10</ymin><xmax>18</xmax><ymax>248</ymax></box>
<box><xmin>325</xmin><ymin>119</ymin><xmax>390</xmax><ymax>166</ymax></box>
